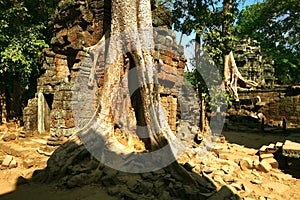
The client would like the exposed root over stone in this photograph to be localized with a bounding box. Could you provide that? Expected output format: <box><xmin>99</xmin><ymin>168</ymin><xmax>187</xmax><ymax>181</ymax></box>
<box><xmin>31</xmin><ymin>134</ymin><xmax>239</xmax><ymax>200</ymax></box>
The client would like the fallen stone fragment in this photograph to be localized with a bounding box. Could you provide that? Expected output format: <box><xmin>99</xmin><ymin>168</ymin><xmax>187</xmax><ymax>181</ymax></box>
<box><xmin>275</xmin><ymin>142</ymin><xmax>283</xmax><ymax>148</ymax></box>
<box><xmin>257</xmin><ymin>160</ymin><xmax>272</xmax><ymax>172</ymax></box>
<box><xmin>263</xmin><ymin>157</ymin><xmax>279</xmax><ymax>168</ymax></box>
<box><xmin>230</xmin><ymin>183</ymin><xmax>242</xmax><ymax>191</ymax></box>
<box><xmin>9</xmin><ymin>159</ymin><xmax>18</xmax><ymax>168</ymax></box>
<box><xmin>37</xmin><ymin>146</ymin><xmax>55</xmax><ymax>156</ymax></box>
<box><xmin>2</xmin><ymin>155</ymin><xmax>13</xmax><ymax>167</ymax></box>
<box><xmin>259</xmin><ymin>153</ymin><xmax>273</xmax><ymax>160</ymax></box>
<box><xmin>282</xmin><ymin>140</ymin><xmax>300</xmax><ymax>158</ymax></box>
<box><xmin>259</xmin><ymin>145</ymin><xmax>268</xmax><ymax>152</ymax></box>
<box><xmin>268</xmin><ymin>143</ymin><xmax>275</xmax><ymax>149</ymax></box>
<box><xmin>250</xmin><ymin>179</ymin><xmax>261</xmax><ymax>184</ymax></box>
<box><xmin>239</xmin><ymin>157</ymin><xmax>253</xmax><ymax>170</ymax></box>
<box><xmin>23</xmin><ymin>158</ymin><xmax>35</xmax><ymax>168</ymax></box>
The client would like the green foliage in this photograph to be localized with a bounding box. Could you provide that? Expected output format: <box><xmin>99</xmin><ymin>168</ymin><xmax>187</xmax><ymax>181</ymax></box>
<box><xmin>236</xmin><ymin>0</ymin><xmax>300</xmax><ymax>84</ymax></box>
<box><xmin>0</xmin><ymin>0</ymin><xmax>59</xmax><ymax>118</ymax></box>
<box><xmin>184</xmin><ymin>70</ymin><xmax>234</xmax><ymax>110</ymax></box>
<box><xmin>173</xmin><ymin>0</ymin><xmax>240</xmax><ymax>69</ymax></box>
<box><xmin>173</xmin><ymin>0</ymin><xmax>240</xmax><ymax>108</ymax></box>
<box><xmin>0</xmin><ymin>0</ymin><xmax>58</xmax><ymax>91</ymax></box>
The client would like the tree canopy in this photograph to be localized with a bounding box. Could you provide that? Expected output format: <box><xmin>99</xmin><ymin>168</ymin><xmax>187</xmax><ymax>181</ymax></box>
<box><xmin>0</xmin><ymin>0</ymin><xmax>58</xmax><ymax>84</ymax></box>
<box><xmin>236</xmin><ymin>0</ymin><xmax>300</xmax><ymax>84</ymax></box>
<box><xmin>0</xmin><ymin>0</ymin><xmax>59</xmax><ymax>118</ymax></box>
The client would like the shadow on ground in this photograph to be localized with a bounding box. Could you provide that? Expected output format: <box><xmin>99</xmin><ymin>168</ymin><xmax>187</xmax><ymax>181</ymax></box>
<box><xmin>223</xmin><ymin>115</ymin><xmax>300</xmax><ymax>179</ymax></box>
<box><xmin>0</xmin><ymin>129</ymin><xmax>240</xmax><ymax>200</ymax></box>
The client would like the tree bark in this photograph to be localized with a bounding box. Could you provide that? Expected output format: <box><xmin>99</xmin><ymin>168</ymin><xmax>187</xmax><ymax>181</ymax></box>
<box><xmin>224</xmin><ymin>51</ymin><xmax>258</xmax><ymax>100</ymax></box>
<box><xmin>50</xmin><ymin>0</ymin><xmax>197</xmax><ymax>184</ymax></box>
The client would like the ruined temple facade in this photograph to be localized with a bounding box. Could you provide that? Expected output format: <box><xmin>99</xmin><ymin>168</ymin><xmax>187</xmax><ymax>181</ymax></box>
<box><xmin>229</xmin><ymin>39</ymin><xmax>300</xmax><ymax>128</ymax></box>
<box><xmin>23</xmin><ymin>0</ymin><xmax>196</xmax><ymax>137</ymax></box>
<box><xmin>234</xmin><ymin>38</ymin><xmax>276</xmax><ymax>87</ymax></box>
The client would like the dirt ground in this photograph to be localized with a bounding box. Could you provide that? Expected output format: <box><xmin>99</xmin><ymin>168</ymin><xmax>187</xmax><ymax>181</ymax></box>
<box><xmin>0</xmin><ymin>127</ymin><xmax>117</xmax><ymax>200</ymax></box>
<box><xmin>0</xmin><ymin>123</ymin><xmax>300</xmax><ymax>200</ymax></box>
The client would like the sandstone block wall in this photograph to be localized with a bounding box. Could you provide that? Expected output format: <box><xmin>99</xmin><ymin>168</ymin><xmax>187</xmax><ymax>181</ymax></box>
<box><xmin>23</xmin><ymin>0</ymin><xmax>192</xmax><ymax>137</ymax></box>
<box><xmin>236</xmin><ymin>86</ymin><xmax>300</xmax><ymax>127</ymax></box>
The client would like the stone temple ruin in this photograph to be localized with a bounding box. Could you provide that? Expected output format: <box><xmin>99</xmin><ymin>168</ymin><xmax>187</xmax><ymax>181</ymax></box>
<box><xmin>22</xmin><ymin>0</ymin><xmax>199</xmax><ymax>142</ymax></box>
<box><xmin>22</xmin><ymin>0</ymin><xmax>300</xmax><ymax>139</ymax></box>
<box><xmin>234</xmin><ymin>38</ymin><xmax>276</xmax><ymax>87</ymax></box>
<box><xmin>231</xmin><ymin>38</ymin><xmax>300</xmax><ymax>128</ymax></box>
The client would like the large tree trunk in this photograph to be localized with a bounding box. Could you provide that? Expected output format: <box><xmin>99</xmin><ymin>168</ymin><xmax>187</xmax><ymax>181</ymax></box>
<box><xmin>39</xmin><ymin>0</ymin><xmax>197</xmax><ymax>185</ymax></box>
<box><xmin>84</xmin><ymin>0</ymin><xmax>185</xmax><ymax>156</ymax></box>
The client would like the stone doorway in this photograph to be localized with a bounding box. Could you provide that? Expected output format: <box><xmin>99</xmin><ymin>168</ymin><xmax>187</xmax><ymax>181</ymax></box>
<box><xmin>38</xmin><ymin>93</ymin><xmax>54</xmax><ymax>134</ymax></box>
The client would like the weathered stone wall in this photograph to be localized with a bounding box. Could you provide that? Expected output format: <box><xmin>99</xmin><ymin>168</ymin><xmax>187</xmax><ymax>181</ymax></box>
<box><xmin>23</xmin><ymin>98</ymin><xmax>38</xmax><ymax>131</ymax></box>
<box><xmin>232</xmin><ymin>86</ymin><xmax>300</xmax><ymax>127</ymax></box>
<box><xmin>23</xmin><ymin>0</ymin><xmax>107</xmax><ymax>135</ymax></box>
<box><xmin>234</xmin><ymin>38</ymin><xmax>276</xmax><ymax>86</ymax></box>
<box><xmin>23</xmin><ymin>0</ymin><xmax>189</xmax><ymax>137</ymax></box>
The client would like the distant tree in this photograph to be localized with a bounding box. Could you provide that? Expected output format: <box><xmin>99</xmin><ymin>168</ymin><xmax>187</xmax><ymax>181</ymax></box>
<box><xmin>0</xmin><ymin>0</ymin><xmax>59</xmax><ymax>121</ymax></box>
<box><xmin>236</xmin><ymin>0</ymin><xmax>300</xmax><ymax>84</ymax></box>
<box><xmin>173</xmin><ymin>0</ymin><xmax>240</xmax><ymax>69</ymax></box>
<box><xmin>173</xmin><ymin>0</ymin><xmax>241</xmax><ymax>106</ymax></box>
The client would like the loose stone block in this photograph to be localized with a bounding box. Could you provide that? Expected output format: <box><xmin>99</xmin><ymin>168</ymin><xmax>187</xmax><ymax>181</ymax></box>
<box><xmin>23</xmin><ymin>158</ymin><xmax>35</xmax><ymax>169</ymax></box>
<box><xmin>257</xmin><ymin>160</ymin><xmax>272</xmax><ymax>172</ymax></box>
<box><xmin>239</xmin><ymin>157</ymin><xmax>253</xmax><ymax>170</ymax></box>
<box><xmin>9</xmin><ymin>159</ymin><xmax>18</xmax><ymax>168</ymax></box>
<box><xmin>260</xmin><ymin>153</ymin><xmax>274</xmax><ymax>160</ymax></box>
<box><xmin>2</xmin><ymin>155</ymin><xmax>13</xmax><ymax>167</ymax></box>
<box><xmin>263</xmin><ymin>157</ymin><xmax>279</xmax><ymax>168</ymax></box>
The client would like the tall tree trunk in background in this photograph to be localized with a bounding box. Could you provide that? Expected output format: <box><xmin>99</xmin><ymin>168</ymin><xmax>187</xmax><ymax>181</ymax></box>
<box><xmin>0</xmin><ymin>75</ymin><xmax>7</xmax><ymax>123</ymax></box>
<box><xmin>224</xmin><ymin>51</ymin><xmax>258</xmax><ymax>100</ymax></box>
<box><xmin>222</xmin><ymin>0</ymin><xmax>233</xmax><ymax>56</ymax></box>
<box><xmin>222</xmin><ymin>1</ymin><xmax>258</xmax><ymax>100</ymax></box>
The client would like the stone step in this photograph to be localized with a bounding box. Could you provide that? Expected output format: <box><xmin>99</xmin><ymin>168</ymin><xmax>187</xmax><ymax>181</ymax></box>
<box><xmin>282</xmin><ymin>140</ymin><xmax>300</xmax><ymax>158</ymax></box>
